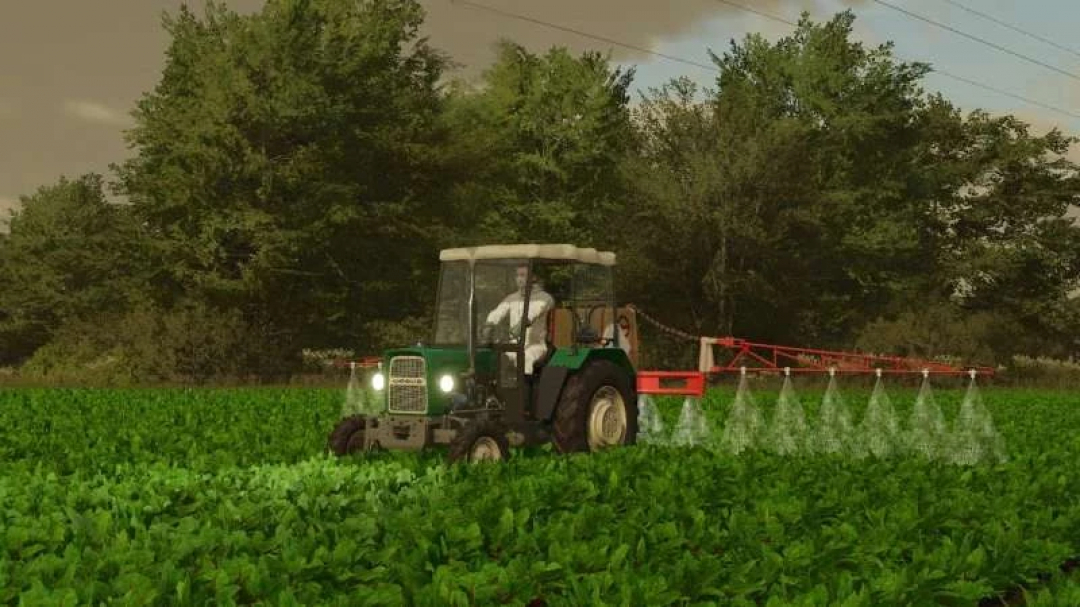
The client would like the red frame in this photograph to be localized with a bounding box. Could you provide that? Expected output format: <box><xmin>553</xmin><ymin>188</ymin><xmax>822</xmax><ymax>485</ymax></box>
<box><xmin>636</xmin><ymin>371</ymin><xmax>706</xmax><ymax>397</ymax></box>
<box><xmin>332</xmin><ymin>356</ymin><xmax>382</xmax><ymax>369</ymax></box>
<box><xmin>700</xmin><ymin>337</ymin><xmax>994</xmax><ymax>377</ymax></box>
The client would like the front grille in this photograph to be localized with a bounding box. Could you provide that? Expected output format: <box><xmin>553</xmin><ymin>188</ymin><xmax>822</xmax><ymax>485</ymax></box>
<box><xmin>391</xmin><ymin>356</ymin><xmax>425</xmax><ymax>380</ymax></box>
<box><xmin>388</xmin><ymin>356</ymin><xmax>427</xmax><ymax>413</ymax></box>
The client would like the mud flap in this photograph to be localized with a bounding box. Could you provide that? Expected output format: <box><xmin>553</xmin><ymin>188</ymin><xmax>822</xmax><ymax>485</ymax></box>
<box><xmin>535</xmin><ymin>365</ymin><xmax>569</xmax><ymax>421</ymax></box>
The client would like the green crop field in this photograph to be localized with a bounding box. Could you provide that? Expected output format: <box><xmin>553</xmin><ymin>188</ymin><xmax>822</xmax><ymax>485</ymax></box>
<box><xmin>1</xmin><ymin>383</ymin><xmax>1079</xmax><ymax>606</ymax></box>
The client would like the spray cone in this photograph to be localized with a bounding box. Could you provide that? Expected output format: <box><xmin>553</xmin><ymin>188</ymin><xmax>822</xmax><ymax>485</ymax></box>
<box><xmin>816</xmin><ymin>368</ymin><xmax>855</xmax><ymax>456</ymax></box>
<box><xmin>719</xmin><ymin>367</ymin><xmax>766</xmax><ymax>455</ymax></box>
<box><xmin>673</xmin><ymin>396</ymin><xmax>710</xmax><ymax>447</ymax></box>
<box><xmin>341</xmin><ymin>362</ymin><xmax>367</xmax><ymax>418</ymax></box>
<box><xmin>637</xmin><ymin>394</ymin><xmax>667</xmax><ymax>444</ymax></box>
<box><xmin>767</xmin><ymin>367</ymin><xmax>810</xmax><ymax>456</ymax></box>
<box><xmin>906</xmin><ymin>370</ymin><xmax>948</xmax><ymax>460</ymax></box>
<box><xmin>857</xmin><ymin>369</ymin><xmax>901</xmax><ymax>458</ymax></box>
<box><xmin>949</xmin><ymin>370</ymin><xmax>1007</xmax><ymax>465</ymax></box>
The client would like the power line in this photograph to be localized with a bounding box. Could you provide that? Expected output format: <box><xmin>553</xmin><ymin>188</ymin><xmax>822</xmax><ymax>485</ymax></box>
<box><xmin>450</xmin><ymin>0</ymin><xmax>718</xmax><ymax>73</ymax></box>
<box><xmin>935</xmin><ymin>0</ymin><xmax>1080</xmax><ymax>61</ymax></box>
<box><xmin>868</xmin><ymin>0</ymin><xmax>1080</xmax><ymax>82</ymax></box>
<box><xmin>711</xmin><ymin>0</ymin><xmax>796</xmax><ymax>26</ymax></box>
<box><xmin>926</xmin><ymin>69</ymin><xmax>1080</xmax><ymax>119</ymax></box>
<box><xmin>711</xmin><ymin>0</ymin><xmax>1080</xmax><ymax>119</ymax></box>
<box><xmin>450</xmin><ymin>0</ymin><xmax>1080</xmax><ymax>120</ymax></box>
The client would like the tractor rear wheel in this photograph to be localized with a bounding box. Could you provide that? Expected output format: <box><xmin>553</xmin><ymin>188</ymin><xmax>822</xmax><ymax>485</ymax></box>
<box><xmin>447</xmin><ymin>420</ymin><xmax>511</xmax><ymax>463</ymax></box>
<box><xmin>327</xmin><ymin>415</ymin><xmax>367</xmax><ymax>456</ymax></box>
<box><xmin>552</xmin><ymin>359</ymin><xmax>638</xmax><ymax>454</ymax></box>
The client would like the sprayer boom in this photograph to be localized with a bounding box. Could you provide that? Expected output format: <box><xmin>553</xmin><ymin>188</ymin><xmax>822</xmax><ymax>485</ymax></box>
<box><xmin>698</xmin><ymin>336</ymin><xmax>995</xmax><ymax>377</ymax></box>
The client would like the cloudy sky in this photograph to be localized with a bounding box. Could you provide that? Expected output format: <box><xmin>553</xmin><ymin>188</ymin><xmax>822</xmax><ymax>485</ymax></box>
<box><xmin>2</xmin><ymin>0</ymin><xmax>1079</xmax><ymax>223</ymax></box>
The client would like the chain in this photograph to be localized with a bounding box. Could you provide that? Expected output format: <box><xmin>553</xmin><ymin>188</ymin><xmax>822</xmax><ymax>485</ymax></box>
<box><xmin>626</xmin><ymin>304</ymin><xmax>700</xmax><ymax>342</ymax></box>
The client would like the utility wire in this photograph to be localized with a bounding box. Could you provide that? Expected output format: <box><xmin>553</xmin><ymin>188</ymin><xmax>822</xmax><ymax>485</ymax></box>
<box><xmin>868</xmin><ymin>0</ymin><xmax>1080</xmax><ymax>82</ymax></box>
<box><xmin>711</xmin><ymin>0</ymin><xmax>796</xmax><ymax>25</ymax></box>
<box><xmin>451</xmin><ymin>0</ymin><xmax>1080</xmax><ymax>119</ymax></box>
<box><xmin>713</xmin><ymin>0</ymin><xmax>1080</xmax><ymax>119</ymax></box>
<box><xmin>450</xmin><ymin>0</ymin><xmax>717</xmax><ymax>72</ymax></box>
<box><xmin>927</xmin><ymin>70</ymin><xmax>1080</xmax><ymax>119</ymax></box>
<box><xmin>935</xmin><ymin>0</ymin><xmax>1080</xmax><ymax>61</ymax></box>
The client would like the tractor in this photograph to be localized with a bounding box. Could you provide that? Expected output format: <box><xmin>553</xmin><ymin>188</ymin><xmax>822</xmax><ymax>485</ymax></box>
<box><xmin>327</xmin><ymin>244</ymin><xmax>642</xmax><ymax>462</ymax></box>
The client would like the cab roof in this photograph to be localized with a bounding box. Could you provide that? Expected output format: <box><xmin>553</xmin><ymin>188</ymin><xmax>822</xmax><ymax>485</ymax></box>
<box><xmin>438</xmin><ymin>244</ymin><xmax>616</xmax><ymax>266</ymax></box>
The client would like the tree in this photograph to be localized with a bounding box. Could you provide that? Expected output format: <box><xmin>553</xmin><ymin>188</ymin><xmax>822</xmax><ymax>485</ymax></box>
<box><xmin>616</xmin><ymin>10</ymin><xmax>1080</xmax><ymax>362</ymax></box>
<box><xmin>619</xmin><ymin>11</ymin><xmax>936</xmax><ymax>347</ymax></box>
<box><xmin>921</xmin><ymin>110</ymin><xmax>1080</xmax><ymax>358</ymax></box>
<box><xmin>438</xmin><ymin>41</ymin><xmax>636</xmax><ymax>247</ymax></box>
<box><xmin>114</xmin><ymin>0</ymin><xmax>453</xmax><ymax>359</ymax></box>
<box><xmin>0</xmin><ymin>174</ymin><xmax>150</xmax><ymax>365</ymax></box>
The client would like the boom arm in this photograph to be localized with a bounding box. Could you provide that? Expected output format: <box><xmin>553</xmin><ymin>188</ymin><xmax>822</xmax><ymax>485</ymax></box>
<box><xmin>697</xmin><ymin>336</ymin><xmax>995</xmax><ymax>377</ymax></box>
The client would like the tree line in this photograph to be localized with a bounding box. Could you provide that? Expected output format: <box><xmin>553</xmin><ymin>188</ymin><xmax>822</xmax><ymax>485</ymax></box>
<box><xmin>2</xmin><ymin>0</ymin><xmax>1079</xmax><ymax>384</ymax></box>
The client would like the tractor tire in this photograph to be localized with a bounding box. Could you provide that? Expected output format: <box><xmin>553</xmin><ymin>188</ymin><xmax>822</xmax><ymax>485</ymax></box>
<box><xmin>552</xmin><ymin>359</ymin><xmax>638</xmax><ymax>454</ymax></box>
<box><xmin>327</xmin><ymin>415</ymin><xmax>367</xmax><ymax>456</ymax></box>
<box><xmin>447</xmin><ymin>420</ymin><xmax>511</xmax><ymax>464</ymax></box>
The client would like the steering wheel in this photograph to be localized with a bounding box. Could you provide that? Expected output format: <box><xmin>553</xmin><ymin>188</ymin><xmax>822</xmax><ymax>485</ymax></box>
<box><xmin>482</xmin><ymin>320</ymin><xmax>514</xmax><ymax>345</ymax></box>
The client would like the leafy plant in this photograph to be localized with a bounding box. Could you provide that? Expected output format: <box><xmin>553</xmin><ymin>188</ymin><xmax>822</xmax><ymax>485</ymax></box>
<box><xmin>1</xmin><ymin>386</ymin><xmax>1078</xmax><ymax>604</ymax></box>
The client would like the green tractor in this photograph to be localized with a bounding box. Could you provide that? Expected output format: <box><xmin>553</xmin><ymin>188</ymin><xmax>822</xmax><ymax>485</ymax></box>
<box><xmin>327</xmin><ymin>244</ymin><xmax>641</xmax><ymax>462</ymax></box>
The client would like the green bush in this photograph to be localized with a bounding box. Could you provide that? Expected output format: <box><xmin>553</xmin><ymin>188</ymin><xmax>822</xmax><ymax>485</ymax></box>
<box><xmin>18</xmin><ymin>300</ymin><xmax>290</xmax><ymax>386</ymax></box>
<box><xmin>998</xmin><ymin>355</ymin><xmax>1080</xmax><ymax>389</ymax></box>
<box><xmin>361</xmin><ymin>315</ymin><xmax>432</xmax><ymax>353</ymax></box>
<box><xmin>854</xmin><ymin>304</ymin><xmax>999</xmax><ymax>366</ymax></box>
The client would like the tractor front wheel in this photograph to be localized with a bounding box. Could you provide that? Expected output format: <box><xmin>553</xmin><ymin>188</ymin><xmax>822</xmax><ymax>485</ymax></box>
<box><xmin>552</xmin><ymin>360</ymin><xmax>638</xmax><ymax>453</ymax></box>
<box><xmin>447</xmin><ymin>420</ymin><xmax>511</xmax><ymax>463</ymax></box>
<box><xmin>327</xmin><ymin>415</ymin><xmax>367</xmax><ymax>456</ymax></box>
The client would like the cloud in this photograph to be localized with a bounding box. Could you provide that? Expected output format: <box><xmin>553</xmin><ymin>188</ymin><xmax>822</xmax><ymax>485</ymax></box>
<box><xmin>62</xmin><ymin>99</ymin><xmax>131</xmax><ymax>126</ymax></box>
<box><xmin>418</xmin><ymin>0</ymin><xmax>866</xmax><ymax>79</ymax></box>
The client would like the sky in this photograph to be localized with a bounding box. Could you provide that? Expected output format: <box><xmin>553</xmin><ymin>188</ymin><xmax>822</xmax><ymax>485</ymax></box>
<box><xmin>1</xmin><ymin>0</ymin><xmax>1079</xmax><ymax>226</ymax></box>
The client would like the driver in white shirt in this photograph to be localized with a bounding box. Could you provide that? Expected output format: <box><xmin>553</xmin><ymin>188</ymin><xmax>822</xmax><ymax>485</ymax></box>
<box><xmin>484</xmin><ymin>264</ymin><xmax>555</xmax><ymax>375</ymax></box>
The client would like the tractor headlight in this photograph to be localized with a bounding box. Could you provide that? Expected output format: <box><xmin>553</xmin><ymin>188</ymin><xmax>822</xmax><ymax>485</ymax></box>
<box><xmin>371</xmin><ymin>372</ymin><xmax>386</xmax><ymax>391</ymax></box>
<box><xmin>438</xmin><ymin>374</ymin><xmax>455</xmax><ymax>393</ymax></box>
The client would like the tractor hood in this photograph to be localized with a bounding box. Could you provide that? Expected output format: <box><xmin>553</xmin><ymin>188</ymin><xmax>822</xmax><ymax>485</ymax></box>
<box><xmin>383</xmin><ymin>346</ymin><xmax>457</xmax><ymax>372</ymax></box>
<box><xmin>382</xmin><ymin>346</ymin><xmax>496</xmax><ymax>375</ymax></box>
<box><xmin>379</xmin><ymin>346</ymin><xmax>497</xmax><ymax>415</ymax></box>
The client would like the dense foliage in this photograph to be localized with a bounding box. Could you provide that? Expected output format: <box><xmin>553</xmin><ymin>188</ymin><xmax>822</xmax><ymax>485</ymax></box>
<box><xmin>1</xmin><ymin>385</ymin><xmax>1078</xmax><ymax>604</ymax></box>
<box><xmin>1</xmin><ymin>0</ymin><xmax>1079</xmax><ymax>382</ymax></box>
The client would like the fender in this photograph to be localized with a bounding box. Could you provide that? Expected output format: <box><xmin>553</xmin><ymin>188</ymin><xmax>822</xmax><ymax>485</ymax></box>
<box><xmin>534</xmin><ymin>364</ymin><xmax>569</xmax><ymax>421</ymax></box>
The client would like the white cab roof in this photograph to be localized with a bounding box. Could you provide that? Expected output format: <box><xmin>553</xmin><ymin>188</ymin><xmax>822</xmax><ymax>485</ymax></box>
<box><xmin>439</xmin><ymin>244</ymin><xmax>615</xmax><ymax>266</ymax></box>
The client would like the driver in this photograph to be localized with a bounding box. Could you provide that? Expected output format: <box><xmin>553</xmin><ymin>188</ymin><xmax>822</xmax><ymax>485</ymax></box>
<box><xmin>484</xmin><ymin>264</ymin><xmax>555</xmax><ymax>375</ymax></box>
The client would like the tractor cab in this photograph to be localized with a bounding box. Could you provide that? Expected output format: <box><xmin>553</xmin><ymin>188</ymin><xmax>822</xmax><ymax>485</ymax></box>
<box><xmin>329</xmin><ymin>244</ymin><xmax>641</xmax><ymax>462</ymax></box>
<box><xmin>434</xmin><ymin>245</ymin><xmax>635</xmax><ymax>413</ymax></box>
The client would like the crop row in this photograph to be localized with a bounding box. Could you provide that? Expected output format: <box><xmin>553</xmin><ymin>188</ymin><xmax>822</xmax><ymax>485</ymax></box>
<box><xmin>0</xmin><ymin>386</ymin><xmax>1077</xmax><ymax>605</ymax></box>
